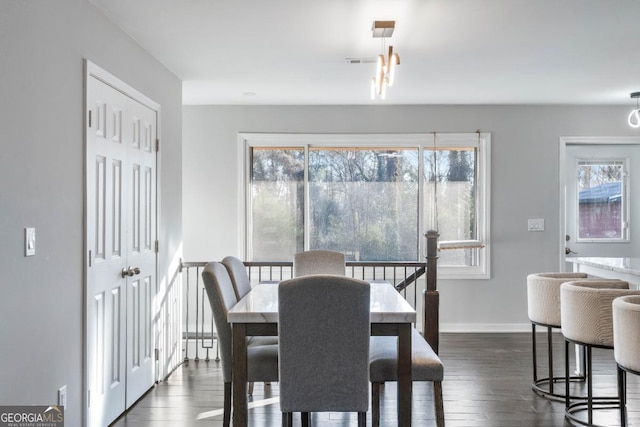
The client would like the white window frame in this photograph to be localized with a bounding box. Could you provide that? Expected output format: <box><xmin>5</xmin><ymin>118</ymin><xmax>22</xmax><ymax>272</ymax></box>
<box><xmin>238</xmin><ymin>132</ymin><xmax>491</xmax><ymax>279</ymax></box>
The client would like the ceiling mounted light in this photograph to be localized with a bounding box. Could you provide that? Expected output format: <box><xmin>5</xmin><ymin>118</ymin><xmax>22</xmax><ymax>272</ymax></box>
<box><xmin>370</xmin><ymin>21</ymin><xmax>400</xmax><ymax>100</ymax></box>
<box><xmin>629</xmin><ymin>92</ymin><xmax>640</xmax><ymax>128</ymax></box>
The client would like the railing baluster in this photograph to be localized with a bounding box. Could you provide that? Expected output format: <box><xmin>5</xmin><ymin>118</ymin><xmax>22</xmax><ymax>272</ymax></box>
<box><xmin>183</xmin><ymin>263</ymin><xmax>190</xmax><ymax>362</ymax></box>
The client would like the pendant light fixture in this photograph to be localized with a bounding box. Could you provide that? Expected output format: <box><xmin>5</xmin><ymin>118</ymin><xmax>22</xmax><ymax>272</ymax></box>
<box><xmin>629</xmin><ymin>92</ymin><xmax>640</xmax><ymax>128</ymax></box>
<box><xmin>370</xmin><ymin>21</ymin><xmax>400</xmax><ymax>100</ymax></box>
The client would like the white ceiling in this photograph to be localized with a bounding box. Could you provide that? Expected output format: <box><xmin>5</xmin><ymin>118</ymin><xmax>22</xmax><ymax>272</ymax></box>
<box><xmin>89</xmin><ymin>0</ymin><xmax>640</xmax><ymax>106</ymax></box>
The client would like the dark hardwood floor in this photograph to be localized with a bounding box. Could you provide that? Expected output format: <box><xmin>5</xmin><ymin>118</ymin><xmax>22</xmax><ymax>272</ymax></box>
<box><xmin>112</xmin><ymin>333</ymin><xmax>640</xmax><ymax>426</ymax></box>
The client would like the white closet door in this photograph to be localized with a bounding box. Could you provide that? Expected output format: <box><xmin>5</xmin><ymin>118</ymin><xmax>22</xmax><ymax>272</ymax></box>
<box><xmin>124</xmin><ymin>94</ymin><xmax>157</xmax><ymax>408</ymax></box>
<box><xmin>86</xmin><ymin>66</ymin><xmax>157</xmax><ymax>426</ymax></box>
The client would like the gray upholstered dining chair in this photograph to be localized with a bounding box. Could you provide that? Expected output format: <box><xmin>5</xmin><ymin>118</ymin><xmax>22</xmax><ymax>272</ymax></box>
<box><xmin>369</xmin><ymin>328</ymin><xmax>444</xmax><ymax>427</ymax></box>
<box><xmin>221</xmin><ymin>255</ymin><xmax>253</xmax><ymax>300</ymax></box>
<box><xmin>293</xmin><ymin>250</ymin><xmax>346</xmax><ymax>277</ymax></box>
<box><xmin>278</xmin><ymin>274</ymin><xmax>370</xmax><ymax>427</ymax></box>
<box><xmin>613</xmin><ymin>294</ymin><xmax>640</xmax><ymax>427</ymax></box>
<box><xmin>222</xmin><ymin>255</ymin><xmax>279</xmax><ymax>394</ymax></box>
<box><xmin>560</xmin><ymin>280</ymin><xmax>640</xmax><ymax>427</ymax></box>
<box><xmin>201</xmin><ymin>262</ymin><xmax>279</xmax><ymax>427</ymax></box>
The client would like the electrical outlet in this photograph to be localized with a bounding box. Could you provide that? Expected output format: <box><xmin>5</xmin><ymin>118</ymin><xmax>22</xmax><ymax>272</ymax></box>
<box><xmin>58</xmin><ymin>386</ymin><xmax>67</xmax><ymax>409</ymax></box>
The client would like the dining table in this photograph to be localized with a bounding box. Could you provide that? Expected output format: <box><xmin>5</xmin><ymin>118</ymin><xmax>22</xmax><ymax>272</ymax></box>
<box><xmin>227</xmin><ymin>279</ymin><xmax>416</xmax><ymax>426</ymax></box>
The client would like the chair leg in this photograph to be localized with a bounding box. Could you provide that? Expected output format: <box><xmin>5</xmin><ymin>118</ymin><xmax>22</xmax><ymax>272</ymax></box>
<box><xmin>301</xmin><ymin>412</ymin><xmax>310</xmax><ymax>427</ymax></box>
<box><xmin>619</xmin><ymin>365</ymin><xmax>627</xmax><ymax>427</ymax></box>
<box><xmin>547</xmin><ymin>326</ymin><xmax>554</xmax><ymax>395</ymax></box>
<box><xmin>565</xmin><ymin>339</ymin><xmax>570</xmax><ymax>409</ymax></box>
<box><xmin>358</xmin><ymin>411</ymin><xmax>367</xmax><ymax>427</ymax></box>
<box><xmin>281</xmin><ymin>412</ymin><xmax>292</xmax><ymax>427</ymax></box>
<box><xmin>587</xmin><ymin>346</ymin><xmax>593</xmax><ymax>425</ymax></box>
<box><xmin>372</xmin><ymin>382</ymin><xmax>381</xmax><ymax>427</ymax></box>
<box><xmin>532</xmin><ymin>323</ymin><xmax>538</xmax><ymax>383</ymax></box>
<box><xmin>223</xmin><ymin>382</ymin><xmax>231</xmax><ymax>427</ymax></box>
<box><xmin>434</xmin><ymin>381</ymin><xmax>445</xmax><ymax>427</ymax></box>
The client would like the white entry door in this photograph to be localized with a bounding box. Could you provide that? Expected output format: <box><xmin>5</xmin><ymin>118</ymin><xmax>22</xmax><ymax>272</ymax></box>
<box><xmin>563</xmin><ymin>141</ymin><xmax>640</xmax><ymax>269</ymax></box>
<box><xmin>85</xmin><ymin>62</ymin><xmax>158</xmax><ymax>427</ymax></box>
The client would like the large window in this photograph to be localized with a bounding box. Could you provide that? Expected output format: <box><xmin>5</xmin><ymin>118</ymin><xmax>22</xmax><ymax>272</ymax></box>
<box><xmin>243</xmin><ymin>133</ymin><xmax>490</xmax><ymax>278</ymax></box>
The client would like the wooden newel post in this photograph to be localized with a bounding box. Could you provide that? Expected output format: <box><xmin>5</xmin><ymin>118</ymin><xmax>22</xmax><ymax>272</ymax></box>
<box><xmin>424</xmin><ymin>230</ymin><xmax>440</xmax><ymax>354</ymax></box>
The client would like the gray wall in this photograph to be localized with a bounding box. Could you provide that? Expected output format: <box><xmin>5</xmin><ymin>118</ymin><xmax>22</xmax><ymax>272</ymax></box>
<box><xmin>0</xmin><ymin>1</ymin><xmax>182</xmax><ymax>425</ymax></box>
<box><xmin>183</xmin><ymin>105</ymin><xmax>638</xmax><ymax>330</ymax></box>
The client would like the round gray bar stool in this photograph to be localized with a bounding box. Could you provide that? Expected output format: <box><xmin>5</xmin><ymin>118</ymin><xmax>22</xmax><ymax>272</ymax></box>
<box><xmin>613</xmin><ymin>294</ymin><xmax>640</xmax><ymax>427</ymax></box>
<box><xmin>561</xmin><ymin>280</ymin><xmax>639</xmax><ymax>427</ymax></box>
<box><xmin>527</xmin><ymin>272</ymin><xmax>588</xmax><ymax>401</ymax></box>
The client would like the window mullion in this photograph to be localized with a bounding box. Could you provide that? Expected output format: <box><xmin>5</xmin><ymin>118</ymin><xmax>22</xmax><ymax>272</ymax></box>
<box><xmin>304</xmin><ymin>144</ymin><xmax>310</xmax><ymax>251</ymax></box>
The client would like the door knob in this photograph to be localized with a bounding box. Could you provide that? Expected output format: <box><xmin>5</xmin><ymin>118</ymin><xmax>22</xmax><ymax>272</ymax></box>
<box><xmin>121</xmin><ymin>266</ymin><xmax>141</xmax><ymax>278</ymax></box>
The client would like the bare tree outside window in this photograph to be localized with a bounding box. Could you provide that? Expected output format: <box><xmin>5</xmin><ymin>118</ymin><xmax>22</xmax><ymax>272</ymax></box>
<box><xmin>309</xmin><ymin>148</ymin><xmax>419</xmax><ymax>261</ymax></box>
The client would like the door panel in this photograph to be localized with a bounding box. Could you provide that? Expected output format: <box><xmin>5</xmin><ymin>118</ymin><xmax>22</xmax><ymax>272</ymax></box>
<box><xmin>86</xmin><ymin>70</ymin><xmax>157</xmax><ymax>426</ymax></box>
<box><xmin>125</xmin><ymin>100</ymin><xmax>156</xmax><ymax>407</ymax></box>
<box><xmin>86</xmin><ymin>79</ymin><xmax>128</xmax><ymax>427</ymax></box>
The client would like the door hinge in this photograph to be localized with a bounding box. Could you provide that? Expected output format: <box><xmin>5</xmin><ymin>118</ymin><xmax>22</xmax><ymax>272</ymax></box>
<box><xmin>88</xmin><ymin>250</ymin><xmax>92</xmax><ymax>267</ymax></box>
<box><xmin>87</xmin><ymin>390</ymin><xmax>90</xmax><ymax>408</ymax></box>
<box><xmin>155</xmin><ymin>240</ymin><xmax>159</xmax><ymax>253</ymax></box>
<box><xmin>88</xmin><ymin>110</ymin><xmax>92</xmax><ymax>127</ymax></box>
<box><xmin>155</xmin><ymin>348</ymin><xmax>160</xmax><ymax>361</ymax></box>
<box><xmin>156</xmin><ymin>138</ymin><xmax>160</xmax><ymax>152</ymax></box>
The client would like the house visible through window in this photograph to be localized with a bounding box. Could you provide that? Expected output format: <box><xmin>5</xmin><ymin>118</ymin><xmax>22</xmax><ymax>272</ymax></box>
<box><xmin>244</xmin><ymin>133</ymin><xmax>491</xmax><ymax>278</ymax></box>
<box><xmin>577</xmin><ymin>159</ymin><xmax>628</xmax><ymax>241</ymax></box>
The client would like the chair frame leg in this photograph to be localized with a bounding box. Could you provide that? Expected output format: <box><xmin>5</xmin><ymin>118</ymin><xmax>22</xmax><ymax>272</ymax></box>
<box><xmin>434</xmin><ymin>381</ymin><xmax>445</xmax><ymax>427</ymax></box>
<box><xmin>301</xmin><ymin>412</ymin><xmax>310</xmax><ymax>427</ymax></box>
<box><xmin>282</xmin><ymin>412</ymin><xmax>292</xmax><ymax>427</ymax></box>
<box><xmin>619</xmin><ymin>365</ymin><xmax>627</xmax><ymax>427</ymax></box>
<box><xmin>358</xmin><ymin>411</ymin><xmax>366</xmax><ymax>427</ymax></box>
<box><xmin>372</xmin><ymin>382</ymin><xmax>381</xmax><ymax>427</ymax></box>
<box><xmin>564</xmin><ymin>339</ymin><xmax>620</xmax><ymax>427</ymax></box>
<box><xmin>223</xmin><ymin>381</ymin><xmax>231</xmax><ymax>427</ymax></box>
<box><xmin>533</xmin><ymin>321</ymin><xmax>585</xmax><ymax>402</ymax></box>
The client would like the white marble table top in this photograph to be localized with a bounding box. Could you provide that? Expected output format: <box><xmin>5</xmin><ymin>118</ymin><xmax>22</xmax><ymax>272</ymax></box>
<box><xmin>566</xmin><ymin>257</ymin><xmax>640</xmax><ymax>277</ymax></box>
<box><xmin>227</xmin><ymin>280</ymin><xmax>416</xmax><ymax>324</ymax></box>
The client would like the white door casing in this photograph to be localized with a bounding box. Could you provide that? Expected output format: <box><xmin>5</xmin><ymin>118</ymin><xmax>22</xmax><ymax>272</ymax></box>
<box><xmin>85</xmin><ymin>61</ymin><xmax>158</xmax><ymax>427</ymax></box>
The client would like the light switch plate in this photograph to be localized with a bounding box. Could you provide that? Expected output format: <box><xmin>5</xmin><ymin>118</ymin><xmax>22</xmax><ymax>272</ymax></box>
<box><xmin>527</xmin><ymin>219</ymin><xmax>545</xmax><ymax>232</ymax></box>
<box><xmin>25</xmin><ymin>227</ymin><xmax>36</xmax><ymax>256</ymax></box>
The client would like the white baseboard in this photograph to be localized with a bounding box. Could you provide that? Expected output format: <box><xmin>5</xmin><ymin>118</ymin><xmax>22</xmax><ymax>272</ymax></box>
<box><xmin>438</xmin><ymin>323</ymin><xmax>531</xmax><ymax>333</ymax></box>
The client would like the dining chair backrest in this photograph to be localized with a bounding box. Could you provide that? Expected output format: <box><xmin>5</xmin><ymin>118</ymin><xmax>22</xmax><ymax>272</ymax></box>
<box><xmin>201</xmin><ymin>261</ymin><xmax>238</xmax><ymax>382</ymax></box>
<box><xmin>293</xmin><ymin>250</ymin><xmax>346</xmax><ymax>277</ymax></box>
<box><xmin>222</xmin><ymin>255</ymin><xmax>252</xmax><ymax>300</ymax></box>
<box><xmin>278</xmin><ymin>274</ymin><xmax>370</xmax><ymax>413</ymax></box>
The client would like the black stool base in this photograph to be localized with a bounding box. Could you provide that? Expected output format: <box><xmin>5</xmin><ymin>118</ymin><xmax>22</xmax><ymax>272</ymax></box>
<box><xmin>532</xmin><ymin>374</ymin><xmax>586</xmax><ymax>402</ymax></box>
<box><xmin>565</xmin><ymin>399</ymin><xmax>621</xmax><ymax>427</ymax></box>
<box><xmin>532</xmin><ymin>322</ymin><xmax>586</xmax><ymax>402</ymax></box>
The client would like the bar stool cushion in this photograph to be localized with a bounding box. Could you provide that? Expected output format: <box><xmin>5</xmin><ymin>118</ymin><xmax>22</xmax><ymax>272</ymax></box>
<box><xmin>613</xmin><ymin>295</ymin><xmax>640</xmax><ymax>373</ymax></box>
<box><xmin>527</xmin><ymin>272</ymin><xmax>587</xmax><ymax>327</ymax></box>
<box><xmin>561</xmin><ymin>280</ymin><xmax>634</xmax><ymax>347</ymax></box>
